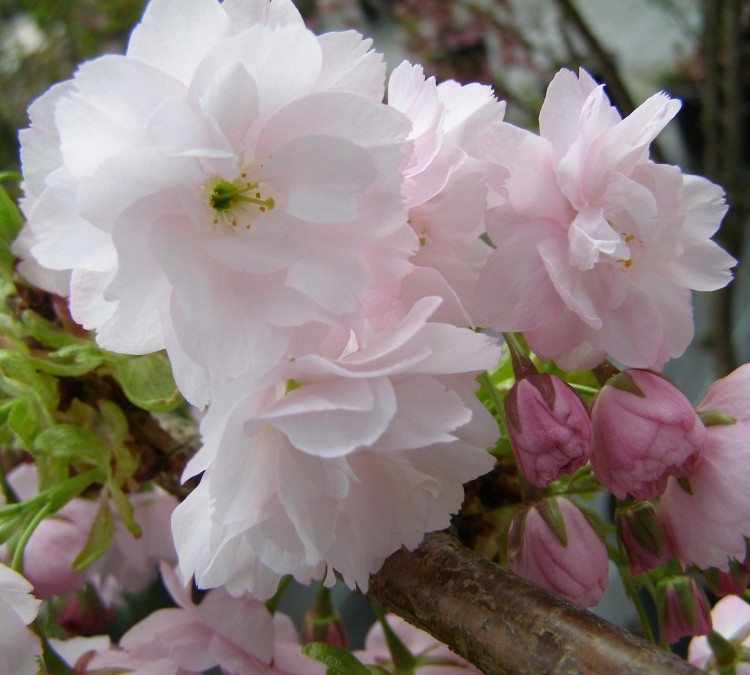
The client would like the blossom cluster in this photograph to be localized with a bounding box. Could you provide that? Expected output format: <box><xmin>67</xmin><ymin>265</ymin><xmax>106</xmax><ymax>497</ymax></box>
<box><xmin>7</xmin><ymin>0</ymin><xmax>747</xmax><ymax>669</ymax></box>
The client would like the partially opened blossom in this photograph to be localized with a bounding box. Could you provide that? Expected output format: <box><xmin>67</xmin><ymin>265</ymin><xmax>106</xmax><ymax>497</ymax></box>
<box><xmin>16</xmin><ymin>0</ymin><xmax>416</xmax><ymax>406</ymax></box>
<box><xmin>0</xmin><ymin>563</ymin><xmax>42</xmax><ymax>675</ymax></box>
<box><xmin>475</xmin><ymin>67</ymin><xmax>735</xmax><ymax>370</ymax></box>
<box><xmin>355</xmin><ymin>613</ymin><xmax>481</xmax><ymax>673</ymax></box>
<box><xmin>508</xmin><ymin>497</ymin><xmax>608</xmax><ymax>607</ymax></box>
<box><xmin>660</xmin><ymin>364</ymin><xmax>750</xmax><ymax>570</ymax></box>
<box><xmin>688</xmin><ymin>596</ymin><xmax>750</xmax><ymax>673</ymax></box>
<box><xmin>173</xmin><ymin>298</ymin><xmax>500</xmax><ymax>596</ymax></box>
<box><xmin>388</xmin><ymin>61</ymin><xmax>505</xmax><ymax>326</ymax></box>
<box><xmin>90</xmin><ymin>563</ymin><xmax>322</xmax><ymax>674</ymax></box>
<box><xmin>591</xmin><ymin>369</ymin><xmax>705</xmax><ymax>500</ymax></box>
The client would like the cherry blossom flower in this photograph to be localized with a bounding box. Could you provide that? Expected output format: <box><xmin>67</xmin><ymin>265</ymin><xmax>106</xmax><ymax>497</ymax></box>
<box><xmin>508</xmin><ymin>496</ymin><xmax>608</xmax><ymax>607</ymax></box>
<box><xmin>591</xmin><ymin>369</ymin><xmax>705</xmax><ymax>500</ymax></box>
<box><xmin>387</xmin><ymin>61</ymin><xmax>506</xmax><ymax>326</ymax></box>
<box><xmin>689</xmin><ymin>596</ymin><xmax>750</xmax><ymax>673</ymax></box>
<box><xmin>355</xmin><ymin>613</ymin><xmax>480</xmax><ymax>673</ymax></box>
<box><xmin>475</xmin><ymin>67</ymin><xmax>735</xmax><ymax>370</ymax></box>
<box><xmin>172</xmin><ymin>298</ymin><xmax>500</xmax><ymax>597</ymax></box>
<box><xmin>90</xmin><ymin>563</ymin><xmax>322</xmax><ymax>674</ymax></box>
<box><xmin>660</xmin><ymin>364</ymin><xmax>750</xmax><ymax>570</ymax></box>
<box><xmin>0</xmin><ymin>563</ymin><xmax>42</xmax><ymax>675</ymax></box>
<box><xmin>15</xmin><ymin>0</ymin><xmax>416</xmax><ymax>407</ymax></box>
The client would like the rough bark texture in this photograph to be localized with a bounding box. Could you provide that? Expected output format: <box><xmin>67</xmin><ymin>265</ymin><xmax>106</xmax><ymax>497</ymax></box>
<box><xmin>369</xmin><ymin>532</ymin><xmax>701</xmax><ymax>675</ymax></box>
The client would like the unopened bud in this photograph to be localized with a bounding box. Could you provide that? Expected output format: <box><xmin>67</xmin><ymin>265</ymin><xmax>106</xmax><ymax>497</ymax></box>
<box><xmin>508</xmin><ymin>496</ymin><xmax>608</xmax><ymax>607</ymax></box>
<box><xmin>658</xmin><ymin>575</ymin><xmax>712</xmax><ymax>644</ymax></box>
<box><xmin>616</xmin><ymin>501</ymin><xmax>673</xmax><ymax>576</ymax></box>
<box><xmin>591</xmin><ymin>370</ymin><xmax>705</xmax><ymax>500</ymax></box>
<box><xmin>505</xmin><ymin>374</ymin><xmax>592</xmax><ymax>487</ymax></box>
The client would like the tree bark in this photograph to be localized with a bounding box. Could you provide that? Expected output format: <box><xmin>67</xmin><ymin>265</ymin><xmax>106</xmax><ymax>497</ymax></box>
<box><xmin>368</xmin><ymin>532</ymin><xmax>701</xmax><ymax>675</ymax></box>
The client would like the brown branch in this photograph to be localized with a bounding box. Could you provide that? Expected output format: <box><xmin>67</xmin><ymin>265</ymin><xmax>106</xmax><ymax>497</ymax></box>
<box><xmin>368</xmin><ymin>532</ymin><xmax>701</xmax><ymax>675</ymax></box>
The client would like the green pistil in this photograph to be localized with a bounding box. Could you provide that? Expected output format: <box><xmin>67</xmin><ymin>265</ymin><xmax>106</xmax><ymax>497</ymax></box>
<box><xmin>209</xmin><ymin>177</ymin><xmax>275</xmax><ymax>222</ymax></box>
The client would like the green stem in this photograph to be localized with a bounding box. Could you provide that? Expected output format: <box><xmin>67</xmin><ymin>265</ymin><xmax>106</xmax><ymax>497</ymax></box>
<box><xmin>501</xmin><ymin>332</ymin><xmax>537</xmax><ymax>380</ymax></box>
<box><xmin>12</xmin><ymin>501</ymin><xmax>53</xmax><ymax>573</ymax></box>
<box><xmin>265</xmin><ymin>575</ymin><xmax>292</xmax><ymax>615</ymax></box>
<box><xmin>478</xmin><ymin>371</ymin><xmax>504</xmax><ymax>419</ymax></box>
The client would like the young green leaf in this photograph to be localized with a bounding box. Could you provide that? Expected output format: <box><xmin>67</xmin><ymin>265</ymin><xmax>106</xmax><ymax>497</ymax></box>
<box><xmin>109</xmin><ymin>353</ymin><xmax>181</xmax><ymax>412</ymax></box>
<box><xmin>72</xmin><ymin>494</ymin><xmax>114</xmax><ymax>571</ymax></box>
<box><xmin>302</xmin><ymin>643</ymin><xmax>373</xmax><ymax>675</ymax></box>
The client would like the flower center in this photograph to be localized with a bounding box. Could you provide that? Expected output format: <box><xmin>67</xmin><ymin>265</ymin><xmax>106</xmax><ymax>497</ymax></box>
<box><xmin>206</xmin><ymin>172</ymin><xmax>275</xmax><ymax>229</ymax></box>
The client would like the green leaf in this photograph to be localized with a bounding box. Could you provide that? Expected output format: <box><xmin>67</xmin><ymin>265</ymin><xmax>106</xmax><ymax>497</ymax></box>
<box><xmin>8</xmin><ymin>397</ymin><xmax>41</xmax><ymax>449</ymax></box>
<box><xmin>21</xmin><ymin>310</ymin><xmax>84</xmax><ymax>350</ymax></box>
<box><xmin>302</xmin><ymin>643</ymin><xmax>373</xmax><ymax>675</ymax></box>
<box><xmin>110</xmin><ymin>353</ymin><xmax>181</xmax><ymax>412</ymax></box>
<box><xmin>108</xmin><ymin>480</ymin><xmax>141</xmax><ymax>538</ymax></box>
<box><xmin>0</xmin><ymin>183</ymin><xmax>23</xmax><ymax>282</ymax></box>
<box><xmin>33</xmin><ymin>424</ymin><xmax>108</xmax><ymax>466</ymax></box>
<box><xmin>30</xmin><ymin>344</ymin><xmax>107</xmax><ymax>377</ymax></box>
<box><xmin>72</xmin><ymin>494</ymin><xmax>114</xmax><ymax>571</ymax></box>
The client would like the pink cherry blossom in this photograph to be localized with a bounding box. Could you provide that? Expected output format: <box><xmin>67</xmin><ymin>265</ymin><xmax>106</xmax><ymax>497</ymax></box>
<box><xmin>660</xmin><ymin>364</ymin><xmax>750</xmax><ymax>570</ymax></box>
<box><xmin>505</xmin><ymin>373</ymin><xmax>592</xmax><ymax>487</ymax></box>
<box><xmin>508</xmin><ymin>496</ymin><xmax>608</xmax><ymax>607</ymax></box>
<box><xmin>475</xmin><ymin>67</ymin><xmax>735</xmax><ymax>370</ymax></box>
<box><xmin>689</xmin><ymin>596</ymin><xmax>750</xmax><ymax>673</ymax></box>
<box><xmin>0</xmin><ymin>563</ymin><xmax>42</xmax><ymax>675</ymax></box>
<box><xmin>90</xmin><ymin>563</ymin><xmax>322</xmax><ymax>674</ymax></box>
<box><xmin>591</xmin><ymin>369</ymin><xmax>705</xmax><ymax>500</ymax></box>
<box><xmin>355</xmin><ymin>613</ymin><xmax>481</xmax><ymax>673</ymax></box>
<box><xmin>172</xmin><ymin>298</ymin><xmax>500</xmax><ymax>596</ymax></box>
<box><xmin>15</xmin><ymin>0</ymin><xmax>416</xmax><ymax>407</ymax></box>
<box><xmin>387</xmin><ymin>62</ymin><xmax>506</xmax><ymax>326</ymax></box>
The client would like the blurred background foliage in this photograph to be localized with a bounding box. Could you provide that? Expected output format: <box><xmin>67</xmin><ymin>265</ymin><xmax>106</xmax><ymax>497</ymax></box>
<box><xmin>0</xmin><ymin>0</ymin><xmax>747</xmax><ymax>389</ymax></box>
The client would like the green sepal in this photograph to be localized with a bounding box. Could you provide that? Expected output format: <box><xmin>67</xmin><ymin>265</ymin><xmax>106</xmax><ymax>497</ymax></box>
<box><xmin>72</xmin><ymin>493</ymin><xmax>114</xmax><ymax>571</ymax></box>
<box><xmin>372</xmin><ymin>603</ymin><xmax>417</xmax><ymax>673</ymax></box>
<box><xmin>537</xmin><ymin>497</ymin><xmax>568</xmax><ymax>548</ymax></box>
<box><xmin>707</xmin><ymin>630</ymin><xmax>738</xmax><ymax>668</ymax></box>
<box><xmin>698</xmin><ymin>410</ymin><xmax>737</xmax><ymax>427</ymax></box>
<box><xmin>301</xmin><ymin>643</ymin><xmax>372</xmax><ymax>675</ymax></box>
<box><xmin>109</xmin><ymin>353</ymin><xmax>181</xmax><ymax>412</ymax></box>
<box><xmin>606</xmin><ymin>371</ymin><xmax>646</xmax><ymax>397</ymax></box>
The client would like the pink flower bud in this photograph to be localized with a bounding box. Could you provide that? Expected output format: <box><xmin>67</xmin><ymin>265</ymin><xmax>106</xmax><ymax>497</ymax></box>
<box><xmin>616</xmin><ymin>501</ymin><xmax>674</xmax><ymax>576</ymax></box>
<box><xmin>591</xmin><ymin>370</ymin><xmax>706</xmax><ymax>500</ymax></box>
<box><xmin>658</xmin><ymin>576</ymin><xmax>712</xmax><ymax>644</ymax></box>
<box><xmin>703</xmin><ymin>560</ymin><xmax>749</xmax><ymax>598</ymax></box>
<box><xmin>508</xmin><ymin>497</ymin><xmax>608</xmax><ymax>607</ymax></box>
<box><xmin>504</xmin><ymin>374</ymin><xmax>592</xmax><ymax>487</ymax></box>
<box><xmin>302</xmin><ymin>585</ymin><xmax>347</xmax><ymax>648</ymax></box>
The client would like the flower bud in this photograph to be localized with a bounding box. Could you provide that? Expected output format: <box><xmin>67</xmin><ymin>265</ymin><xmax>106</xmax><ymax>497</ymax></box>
<box><xmin>657</xmin><ymin>576</ymin><xmax>712</xmax><ymax>644</ymax></box>
<box><xmin>301</xmin><ymin>585</ymin><xmax>346</xmax><ymax>648</ymax></box>
<box><xmin>616</xmin><ymin>501</ymin><xmax>673</xmax><ymax>576</ymax></box>
<box><xmin>508</xmin><ymin>497</ymin><xmax>608</xmax><ymax>607</ymax></box>
<box><xmin>591</xmin><ymin>370</ymin><xmax>706</xmax><ymax>500</ymax></box>
<box><xmin>505</xmin><ymin>374</ymin><xmax>592</xmax><ymax>487</ymax></box>
<box><xmin>703</xmin><ymin>560</ymin><xmax>749</xmax><ymax>598</ymax></box>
